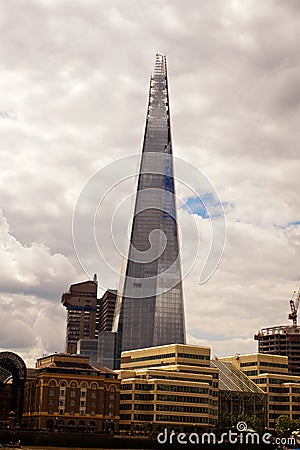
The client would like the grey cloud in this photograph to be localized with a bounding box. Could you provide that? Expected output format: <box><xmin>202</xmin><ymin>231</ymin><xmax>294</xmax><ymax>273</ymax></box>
<box><xmin>0</xmin><ymin>0</ymin><xmax>299</xmax><ymax>361</ymax></box>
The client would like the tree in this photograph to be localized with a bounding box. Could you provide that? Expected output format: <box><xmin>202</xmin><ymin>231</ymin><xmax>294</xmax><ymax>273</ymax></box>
<box><xmin>276</xmin><ymin>415</ymin><xmax>293</xmax><ymax>433</ymax></box>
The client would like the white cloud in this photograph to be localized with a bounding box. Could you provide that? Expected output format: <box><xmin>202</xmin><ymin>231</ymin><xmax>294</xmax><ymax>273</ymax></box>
<box><xmin>0</xmin><ymin>0</ymin><xmax>299</xmax><ymax>364</ymax></box>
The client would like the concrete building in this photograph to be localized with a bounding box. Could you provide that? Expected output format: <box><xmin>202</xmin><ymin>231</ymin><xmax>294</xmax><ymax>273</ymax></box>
<box><xmin>22</xmin><ymin>353</ymin><xmax>120</xmax><ymax>432</ymax></box>
<box><xmin>118</xmin><ymin>344</ymin><xmax>218</xmax><ymax>433</ymax></box>
<box><xmin>113</xmin><ymin>54</ymin><xmax>186</xmax><ymax>367</ymax></box>
<box><xmin>76</xmin><ymin>289</ymin><xmax>117</xmax><ymax>369</ymax></box>
<box><xmin>62</xmin><ymin>278</ymin><xmax>98</xmax><ymax>354</ymax></box>
<box><xmin>255</xmin><ymin>325</ymin><xmax>300</xmax><ymax>375</ymax></box>
<box><xmin>211</xmin><ymin>358</ymin><xmax>267</xmax><ymax>429</ymax></box>
<box><xmin>97</xmin><ymin>290</ymin><xmax>117</xmax><ymax>333</ymax></box>
<box><xmin>220</xmin><ymin>353</ymin><xmax>300</xmax><ymax>430</ymax></box>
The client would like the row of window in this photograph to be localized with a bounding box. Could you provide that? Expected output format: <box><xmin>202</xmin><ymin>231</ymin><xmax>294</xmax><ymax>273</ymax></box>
<box><xmin>48</xmin><ymin>380</ymin><xmax>116</xmax><ymax>391</ymax></box>
<box><xmin>157</xmin><ymin>384</ymin><xmax>209</xmax><ymax>394</ymax></box>
<box><xmin>157</xmin><ymin>404</ymin><xmax>209</xmax><ymax>414</ymax></box>
<box><xmin>130</xmin><ymin>353</ymin><xmax>175</xmax><ymax>363</ymax></box>
<box><xmin>178</xmin><ymin>353</ymin><xmax>210</xmax><ymax>361</ymax></box>
<box><xmin>156</xmin><ymin>415</ymin><xmax>210</xmax><ymax>424</ymax></box>
<box><xmin>156</xmin><ymin>394</ymin><xmax>209</xmax><ymax>404</ymax></box>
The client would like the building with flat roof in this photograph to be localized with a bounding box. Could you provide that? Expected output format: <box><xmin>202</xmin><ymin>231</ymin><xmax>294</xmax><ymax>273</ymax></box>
<box><xmin>97</xmin><ymin>290</ymin><xmax>117</xmax><ymax>334</ymax></box>
<box><xmin>211</xmin><ymin>358</ymin><xmax>267</xmax><ymax>429</ymax></box>
<box><xmin>220</xmin><ymin>353</ymin><xmax>300</xmax><ymax>430</ymax></box>
<box><xmin>118</xmin><ymin>344</ymin><xmax>218</xmax><ymax>433</ymax></box>
<box><xmin>255</xmin><ymin>325</ymin><xmax>300</xmax><ymax>375</ymax></box>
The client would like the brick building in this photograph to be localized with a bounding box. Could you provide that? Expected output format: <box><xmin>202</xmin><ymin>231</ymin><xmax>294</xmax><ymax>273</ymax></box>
<box><xmin>22</xmin><ymin>353</ymin><xmax>120</xmax><ymax>432</ymax></box>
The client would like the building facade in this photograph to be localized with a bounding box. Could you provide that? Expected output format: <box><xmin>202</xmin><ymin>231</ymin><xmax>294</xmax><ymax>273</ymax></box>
<box><xmin>22</xmin><ymin>353</ymin><xmax>120</xmax><ymax>432</ymax></box>
<box><xmin>62</xmin><ymin>278</ymin><xmax>98</xmax><ymax>354</ymax></box>
<box><xmin>255</xmin><ymin>325</ymin><xmax>300</xmax><ymax>375</ymax></box>
<box><xmin>113</xmin><ymin>54</ymin><xmax>186</xmax><ymax>367</ymax></box>
<box><xmin>211</xmin><ymin>358</ymin><xmax>266</xmax><ymax>429</ymax></box>
<box><xmin>76</xmin><ymin>289</ymin><xmax>117</xmax><ymax>369</ymax></box>
<box><xmin>118</xmin><ymin>344</ymin><xmax>218</xmax><ymax>433</ymax></box>
<box><xmin>97</xmin><ymin>290</ymin><xmax>117</xmax><ymax>334</ymax></box>
<box><xmin>220</xmin><ymin>353</ymin><xmax>300</xmax><ymax>430</ymax></box>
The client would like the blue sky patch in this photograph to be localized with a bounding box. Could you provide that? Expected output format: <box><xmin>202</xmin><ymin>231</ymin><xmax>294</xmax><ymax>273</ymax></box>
<box><xmin>289</xmin><ymin>221</ymin><xmax>300</xmax><ymax>226</ymax></box>
<box><xmin>182</xmin><ymin>193</ymin><xmax>225</xmax><ymax>219</ymax></box>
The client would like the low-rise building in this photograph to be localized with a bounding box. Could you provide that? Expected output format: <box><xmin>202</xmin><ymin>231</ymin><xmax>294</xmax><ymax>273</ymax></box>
<box><xmin>118</xmin><ymin>344</ymin><xmax>219</xmax><ymax>433</ymax></box>
<box><xmin>211</xmin><ymin>358</ymin><xmax>267</xmax><ymax>429</ymax></box>
<box><xmin>22</xmin><ymin>353</ymin><xmax>120</xmax><ymax>432</ymax></box>
<box><xmin>220</xmin><ymin>353</ymin><xmax>300</xmax><ymax>430</ymax></box>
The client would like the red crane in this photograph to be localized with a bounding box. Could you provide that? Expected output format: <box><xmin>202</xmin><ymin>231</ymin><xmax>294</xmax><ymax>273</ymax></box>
<box><xmin>288</xmin><ymin>286</ymin><xmax>300</xmax><ymax>327</ymax></box>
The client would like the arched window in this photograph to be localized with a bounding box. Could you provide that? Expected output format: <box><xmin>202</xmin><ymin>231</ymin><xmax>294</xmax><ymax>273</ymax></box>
<box><xmin>60</xmin><ymin>381</ymin><xmax>66</xmax><ymax>387</ymax></box>
<box><xmin>91</xmin><ymin>383</ymin><xmax>97</xmax><ymax>390</ymax></box>
<box><xmin>49</xmin><ymin>380</ymin><xmax>56</xmax><ymax>387</ymax></box>
<box><xmin>110</xmin><ymin>385</ymin><xmax>116</xmax><ymax>392</ymax></box>
<box><xmin>70</xmin><ymin>381</ymin><xmax>77</xmax><ymax>388</ymax></box>
<box><xmin>81</xmin><ymin>382</ymin><xmax>87</xmax><ymax>389</ymax></box>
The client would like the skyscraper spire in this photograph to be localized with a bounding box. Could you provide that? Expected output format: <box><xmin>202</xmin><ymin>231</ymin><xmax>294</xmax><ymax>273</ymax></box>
<box><xmin>113</xmin><ymin>54</ymin><xmax>186</xmax><ymax>367</ymax></box>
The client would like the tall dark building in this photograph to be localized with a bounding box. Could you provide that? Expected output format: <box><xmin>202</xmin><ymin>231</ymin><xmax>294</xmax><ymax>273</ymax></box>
<box><xmin>76</xmin><ymin>289</ymin><xmax>117</xmax><ymax>369</ymax></box>
<box><xmin>62</xmin><ymin>277</ymin><xmax>98</xmax><ymax>354</ymax></box>
<box><xmin>98</xmin><ymin>290</ymin><xmax>117</xmax><ymax>333</ymax></box>
<box><xmin>113</xmin><ymin>54</ymin><xmax>186</xmax><ymax>366</ymax></box>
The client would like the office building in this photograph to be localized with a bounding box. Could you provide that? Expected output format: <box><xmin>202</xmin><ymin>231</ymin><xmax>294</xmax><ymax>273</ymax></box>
<box><xmin>118</xmin><ymin>344</ymin><xmax>218</xmax><ymax>433</ymax></box>
<box><xmin>220</xmin><ymin>353</ymin><xmax>300</xmax><ymax>430</ymax></box>
<box><xmin>211</xmin><ymin>358</ymin><xmax>266</xmax><ymax>429</ymax></box>
<box><xmin>113</xmin><ymin>54</ymin><xmax>186</xmax><ymax>367</ymax></box>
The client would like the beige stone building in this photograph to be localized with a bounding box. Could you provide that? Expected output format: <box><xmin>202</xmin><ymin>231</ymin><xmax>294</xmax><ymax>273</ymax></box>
<box><xmin>220</xmin><ymin>353</ymin><xmax>300</xmax><ymax>430</ymax></box>
<box><xmin>118</xmin><ymin>344</ymin><xmax>219</xmax><ymax>433</ymax></box>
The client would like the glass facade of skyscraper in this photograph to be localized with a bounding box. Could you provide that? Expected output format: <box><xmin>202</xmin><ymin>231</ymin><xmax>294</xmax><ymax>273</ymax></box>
<box><xmin>113</xmin><ymin>55</ymin><xmax>186</xmax><ymax>366</ymax></box>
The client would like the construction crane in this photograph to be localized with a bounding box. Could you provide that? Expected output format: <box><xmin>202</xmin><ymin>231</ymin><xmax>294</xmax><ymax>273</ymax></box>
<box><xmin>288</xmin><ymin>286</ymin><xmax>300</xmax><ymax>327</ymax></box>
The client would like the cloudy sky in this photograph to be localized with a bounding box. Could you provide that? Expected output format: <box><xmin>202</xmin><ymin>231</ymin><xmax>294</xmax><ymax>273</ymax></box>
<box><xmin>1</xmin><ymin>0</ymin><xmax>300</xmax><ymax>367</ymax></box>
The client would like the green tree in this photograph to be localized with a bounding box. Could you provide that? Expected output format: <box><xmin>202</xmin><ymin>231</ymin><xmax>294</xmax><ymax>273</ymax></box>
<box><xmin>276</xmin><ymin>415</ymin><xmax>293</xmax><ymax>433</ymax></box>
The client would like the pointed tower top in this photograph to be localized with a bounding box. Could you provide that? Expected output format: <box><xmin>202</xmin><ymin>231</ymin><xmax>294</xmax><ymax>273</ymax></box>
<box><xmin>153</xmin><ymin>53</ymin><xmax>167</xmax><ymax>77</ymax></box>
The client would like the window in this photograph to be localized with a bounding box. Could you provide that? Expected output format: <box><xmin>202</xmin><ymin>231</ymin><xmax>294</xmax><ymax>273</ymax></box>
<box><xmin>70</xmin><ymin>391</ymin><xmax>76</xmax><ymax>397</ymax></box>
<box><xmin>110</xmin><ymin>386</ymin><xmax>116</xmax><ymax>392</ymax></box>
<box><xmin>81</xmin><ymin>382</ymin><xmax>87</xmax><ymax>389</ymax></box>
<box><xmin>70</xmin><ymin>400</ymin><xmax>75</xmax><ymax>407</ymax></box>
<box><xmin>59</xmin><ymin>400</ymin><xmax>65</xmax><ymax>406</ymax></box>
<box><xmin>49</xmin><ymin>389</ymin><xmax>54</xmax><ymax>397</ymax></box>
<box><xmin>70</xmin><ymin>382</ymin><xmax>77</xmax><ymax>388</ymax></box>
<box><xmin>91</xmin><ymin>383</ymin><xmax>97</xmax><ymax>390</ymax></box>
<box><xmin>91</xmin><ymin>410</ymin><xmax>95</xmax><ymax>416</ymax></box>
<box><xmin>91</xmin><ymin>392</ymin><xmax>96</xmax><ymax>398</ymax></box>
<box><xmin>60</xmin><ymin>381</ymin><xmax>66</xmax><ymax>387</ymax></box>
<box><xmin>49</xmin><ymin>380</ymin><xmax>56</xmax><ymax>387</ymax></box>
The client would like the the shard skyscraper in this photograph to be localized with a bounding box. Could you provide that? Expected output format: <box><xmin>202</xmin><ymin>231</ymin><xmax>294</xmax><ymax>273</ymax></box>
<box><xmin>113</xmin><ymin>54</ymin><xmax>186</xmax><ymax>367</ymax></box>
